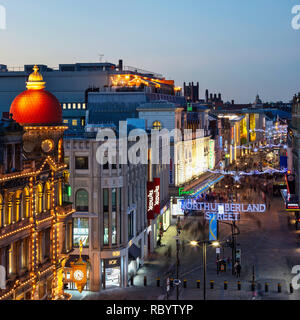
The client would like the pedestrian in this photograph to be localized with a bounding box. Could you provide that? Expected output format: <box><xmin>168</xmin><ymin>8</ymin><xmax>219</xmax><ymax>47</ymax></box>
<box><xmin>226</xmin><ymin>257</ymin><xmax>231</xmax><ymax>269</ymax></box>
<box><xmin>235</xmin><ymin>263</ymin><xmax>242</xmax><ymax>278</ymax></box>
<box><xmin>157</xmin><ymin>234</ymin><xmax>162</xmax><ymax>247</ymax></box>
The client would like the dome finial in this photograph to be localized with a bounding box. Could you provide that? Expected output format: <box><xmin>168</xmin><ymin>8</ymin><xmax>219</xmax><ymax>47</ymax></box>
<box><xmin>26</xmin><ymin>65</ymin><xmax>46</xmax><ymax>90</ymax></box>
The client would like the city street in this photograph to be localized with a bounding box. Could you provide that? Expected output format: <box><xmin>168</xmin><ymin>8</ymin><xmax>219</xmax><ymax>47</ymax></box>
<box><xmin>76</xmin><ymin>167</ymin><xmax>300</xmax><ymax>300</ymax></box>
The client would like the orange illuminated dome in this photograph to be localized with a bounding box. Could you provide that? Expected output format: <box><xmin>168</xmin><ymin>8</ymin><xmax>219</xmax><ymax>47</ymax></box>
<box><xmin>10</xmin><ymin>65</ymin><xmax>62</xmax><ymax>125</ymax></box>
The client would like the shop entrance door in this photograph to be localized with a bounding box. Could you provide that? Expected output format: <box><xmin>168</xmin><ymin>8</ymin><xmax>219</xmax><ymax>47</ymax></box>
<box><xmin>105</xmin><ymin>266</ymin><xmax>121</xmax><ymax>288</ymax></box>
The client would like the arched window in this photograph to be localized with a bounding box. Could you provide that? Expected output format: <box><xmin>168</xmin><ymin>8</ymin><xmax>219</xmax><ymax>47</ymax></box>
<box><xmin>75</xmin><ymin>189</ymin><xmax>89</xmax><ymax>212</ymax></box>
<box><xmin>5</xmin><ymin>193</ymin><xmax>13</xmax><ymax>225</ymax></box>
<box><xmin>36</xmin><ymin>184</ymin><xmax>43</xmax><ymax>215</ymax></box>
<box><xmin>13</xmin><ymin>190</ymin><xmax>22</xmax><ymax>222</ymax></box>
<box><xmin>44</xmin><ymin>182</ymin><xmax>51</xmax><ymax>211</ymax></box>
<box><xmin>23</xmin><ymin>187</ymin><xmax>30</xmax><ymax>218</ymax></box>
<box><xmin>153</xmin><ymin>121</ymin><xmax>162</xmax><ymax>131</ymax></box>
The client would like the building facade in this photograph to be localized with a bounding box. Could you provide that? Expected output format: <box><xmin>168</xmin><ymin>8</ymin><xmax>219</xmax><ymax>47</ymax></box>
<box><xmin>0</xmin><ymin>66</ymin><xmax>73</xmax><ymax>300</ymax></box>
<box><xmin>64</xmin><ymin>128</ymin><xmax>148</xmax><ymax>291</ymax></box>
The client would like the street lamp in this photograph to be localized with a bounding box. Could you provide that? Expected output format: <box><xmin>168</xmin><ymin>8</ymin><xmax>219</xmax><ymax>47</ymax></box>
<box><xmin>190</xmin><ymin>240</ymin><xmax>220</xmax><ymax>300</ymax></box>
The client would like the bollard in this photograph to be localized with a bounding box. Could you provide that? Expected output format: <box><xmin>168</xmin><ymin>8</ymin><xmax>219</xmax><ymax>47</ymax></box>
<box><xmin>210</xmin><ymin>280</ymin><xmax>214</xmax><ymax>289</ymax></box>
<box><xmin>170</xmin><ymin>278</ymin><xmax>174</xmax><ymax>288</ymax></box>
<box><xmin>144</xmin><ymin>276</ymin><xmax>147</xmax><ymax>286</ymax></box>
<box><xmin>290</xmin><ymin>283</ymin><xmax>294</xmax><ymax>294</ymax></box>
<box><xmin>183</xmin><ymin>279</ymin><xmax>187</xmax><ymax>288</ymax></box>
<box><xmin>278</xmin><ymin>283</ymin><xmax>281</xmax><ymax>293</ymax></box>
<box><xmin>265</xmin><ymin>283</ymin><xmax>269</xmax><ymax>293</ymax></box>
<box><xmin>130</xmin><ymin>276</ymin><xmax>134</xmax><ymax>286</ymax></box>
<box><xmin>224</xmin><ymin>281</ymin><xmax>228</xmax><ymax>290</ymax></box>
<box><xmin>157</xmin><ymin>278</ymin><xmax>160</xmax><ymax>287</ymax></box>
<box><xmin>251</xmin><ymin>282</ymin><xmax>255</xmax><ymax>292</ymax></box>
<box><xmin>197</xmin><ymin>280</ymin><xmax>200</xmax><ymax>289</ymax></box>
<box><xmin>237</xmin><ymin>281</ymin><xmax>241</xmax><ymax>291</ymax></box>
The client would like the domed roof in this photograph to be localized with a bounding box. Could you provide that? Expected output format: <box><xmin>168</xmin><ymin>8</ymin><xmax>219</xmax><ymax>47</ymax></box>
<box><xmin>9</xmin><ymin>65</ymin><xmax>62</xmax><ymax>125</ymax></box>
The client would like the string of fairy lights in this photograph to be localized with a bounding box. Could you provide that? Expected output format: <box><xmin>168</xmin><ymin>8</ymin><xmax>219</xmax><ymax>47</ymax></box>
<box><xmin>0</xmin><ymin>154</ymin><xmax>74</xmax><ymax>300</ymax></box>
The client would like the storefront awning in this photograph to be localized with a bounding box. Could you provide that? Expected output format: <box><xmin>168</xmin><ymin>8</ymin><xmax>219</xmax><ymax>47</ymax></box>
<box><xmin>129</xmin><ymin>244</ymin><xmax>141</xmax><ymax>260</ymax></box>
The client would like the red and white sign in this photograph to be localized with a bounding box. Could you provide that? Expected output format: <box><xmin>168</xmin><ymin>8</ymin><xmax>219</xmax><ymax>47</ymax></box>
<box><xmin>154</xmin><ymin>178</ymin><xmax>160</xmax><ymax>215</ymax></box>
<box><xmin>147</xmin><ymin>178</ymin><xmax>160</xmax><ymax>220</ymax></box>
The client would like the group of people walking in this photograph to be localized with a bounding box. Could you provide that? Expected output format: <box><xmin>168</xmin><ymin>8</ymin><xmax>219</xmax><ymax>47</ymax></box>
<box><xmin>217</xmin><ymin>257</ymin><xmax>242</xmax><ymax>278</ymax></box>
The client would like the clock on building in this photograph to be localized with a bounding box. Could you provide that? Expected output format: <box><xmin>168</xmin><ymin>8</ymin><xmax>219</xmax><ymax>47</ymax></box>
<box><xmin>73</xmin><ymin>269</ymin><xmax>84</xmax><ymax>281</ymax></box>
<box><xmin>41</xmin><ymin>139</ymin><xmax>54</xmax><ymax>153</ymax></box>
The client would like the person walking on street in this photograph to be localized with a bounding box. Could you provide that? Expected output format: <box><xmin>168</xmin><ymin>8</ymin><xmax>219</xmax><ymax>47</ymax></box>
<box><xmin>235</xmin><ymin>262</ymin><xmax>242</xmax><ymax>278</ymax></box>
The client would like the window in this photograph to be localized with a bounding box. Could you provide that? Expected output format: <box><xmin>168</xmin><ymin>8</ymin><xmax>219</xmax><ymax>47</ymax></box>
<box><xmin>153</xmin><ymin>121</ymin><xmax>162</xmax><ymax>130</ymax></box>
<box><xmin>73</xmin><ymin>218</ymin><xmax>89</xmax><ymax>247</ymax></box>
<box><xmin>119</xmin><ymin>189</ymin><xmax>122</xmax><ymax>243</ymax></box>
<box><xmin>75</xmin><ymin>189</ymin><xmax>89</xmax><ymax>212</ymax></box>
<box><xmin>78</xmin><ymin>103</ymin><xmax>81</xmax><ymax>109</ymax></box>
<box><xmin>104</xmin><ymin>212</ymin><xmax>109</xmax><ymax>246</ymax></box>
<box><xmin>72</xmin><ymin>119</ymin><xmax>78</xmax><ymax>126</ymax></box>
<box><xmin>112</xmin><ymin>211</ymin><xmax>117</xmax><ymax>245</ymax></box>
<box><xmin>73</xmin><ymin>103</ymin><xmax>76</xmax><ymax>110</ymax></box>
<box><xmin>128</xmin><ymin>211</ymin><xmax>134</xmax><ymax>240</ymax></box>
<box><xmin>63</xmin><ymin>119</ymin><xmax>69</xmax><ymax>124</ymax></box>
<box><xmin>103</xmin><ymin>189</ymin><xmax>109</xmax><ymax>212</ymax></box>
<box><xmin>82</xmin><ymin>103</ymin><xmax>86</xmax><ymax>110</ymax></box>
<box><xmin>75</xmin><ymin>157</ymin><xmax>88</xmax><ymax>170</ymax></box>
<box><xmin>68</xmin><ymin>103</ymin><xmax>71</xmax><ymax>110</ymax></box>
<box><xmin>63</xmin><ymin>104</ymin><xmax>67</xmax><ymax>110</ymax></box>
<box><xmin>112</xmin><ymin>188</ymin><xmax>116</xmax><ymax>212</ymax></box>
<box><xmin>103</xmin><ymin>188</ymin><xmax>109</xmax><ymax>246</ymax></box>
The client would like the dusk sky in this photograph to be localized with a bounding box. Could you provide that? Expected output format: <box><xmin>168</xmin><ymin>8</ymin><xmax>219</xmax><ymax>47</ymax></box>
<box><xmin>0</xmin><ymin>0</ymin><xmax>299</xmax><ymax>103</ymax></box>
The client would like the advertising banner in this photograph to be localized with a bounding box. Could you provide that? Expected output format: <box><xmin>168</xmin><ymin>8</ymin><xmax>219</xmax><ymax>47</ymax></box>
<box><xmin>153</xmin><ymin>178</ymin><xmax>160</xmax><ymax>215</ymax></box>
<box><xmin>209</xmin><ymin>214</ymin><xmax>218</xmax><ymax>241</ymax></box>
<box><xmin>147</xmin><ymin>181</ymin><xmax>155</xmax><ymax>220</ymax></box>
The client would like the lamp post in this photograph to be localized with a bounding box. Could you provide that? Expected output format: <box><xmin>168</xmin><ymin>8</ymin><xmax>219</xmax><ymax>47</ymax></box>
<box><xmin>190</xmin><ymin>240</ymin><xmax>220</xmax><ymax>300</ymax></box>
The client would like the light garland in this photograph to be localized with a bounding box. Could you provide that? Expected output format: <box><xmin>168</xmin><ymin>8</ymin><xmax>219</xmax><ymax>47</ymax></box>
<box><xmin>0</xmin><ymin>156</ymin><xmax>67</xmax><ymax>183</ymax></box>
<box><xmin>223</xmin><ymin>143</ymin><xmax>287</xmax><ymax>152</ymax></box>
<box><xmin>208</xmin><ymin>167</ymin><xmax>287</xmax><ymax>176</ymax></box>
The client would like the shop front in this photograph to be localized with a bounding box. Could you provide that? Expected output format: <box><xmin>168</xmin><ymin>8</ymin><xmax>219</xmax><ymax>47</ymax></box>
<box><xmin>102</xmin><ymin>258</ymin><xmax>121</xmax><ymax>288</ymax></box>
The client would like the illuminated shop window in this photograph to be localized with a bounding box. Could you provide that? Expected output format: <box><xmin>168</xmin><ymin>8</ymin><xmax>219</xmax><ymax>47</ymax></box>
<box><xmin>73</xmin><ymin>218</ymin><xmax>89</xmax><ymax>248</ymax></box>
<box><xmin>72</xmin><ymin>119</ymin><xmax>78</xmax><ymax>126</ymax></box>
<box><xmin>153</xmin><ymin>121</ymin><xmax>162</xmax><ymax>130</ymax></box>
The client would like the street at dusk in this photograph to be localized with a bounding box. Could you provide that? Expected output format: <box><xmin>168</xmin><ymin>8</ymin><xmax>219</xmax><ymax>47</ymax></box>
<box><xmin>1</xmin><ymin>1</ymin><xmax>300</xmax><ymax>317</ymax></box>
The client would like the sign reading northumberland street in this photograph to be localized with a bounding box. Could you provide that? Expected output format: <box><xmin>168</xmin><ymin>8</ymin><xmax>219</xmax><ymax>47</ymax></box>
<box><xmin>180</xmin><ymin>200</ymin><xmax>266</xmax><ymax>221</ymax></box>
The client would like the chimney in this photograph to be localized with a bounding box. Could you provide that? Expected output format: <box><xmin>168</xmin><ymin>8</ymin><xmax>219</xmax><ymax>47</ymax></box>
<box><xmin>231</xmin><ymin>100</ymin><xmax>235</xmax><ymax>105</ymax></box>
<box><xmin>210</xmin><ymin>93</ymin><xmax>213</xmax><ymax>101</ymax></box>
<box><xmin>118</xmin><ymin>59</ymin><xmax>123</xmax><ymax>71</ymax></box>
<box><xmin>218</xmin><ymin>93</ymin><xmax>222</xmax><ymax>101</ymax></box>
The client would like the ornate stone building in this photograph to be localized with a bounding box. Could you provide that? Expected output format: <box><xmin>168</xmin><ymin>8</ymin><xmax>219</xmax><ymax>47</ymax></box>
<box><xmin>0</xmin><ymin>66</ymin><xmax>74</xmax><ymax>300</ymax></box>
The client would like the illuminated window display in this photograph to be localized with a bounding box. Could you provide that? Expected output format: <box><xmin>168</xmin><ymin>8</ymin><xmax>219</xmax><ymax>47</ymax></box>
<box><xmin>73</xmin><ymin>218</ymin><xmax>89</xmax><ymax>248</ymax></box>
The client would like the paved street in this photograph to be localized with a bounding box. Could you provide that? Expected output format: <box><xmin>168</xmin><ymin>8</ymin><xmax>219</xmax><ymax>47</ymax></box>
<box><xmin>74</xmin><ymin>168</ymin><xmax>300</xmax><ymax>300</ymax></box>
